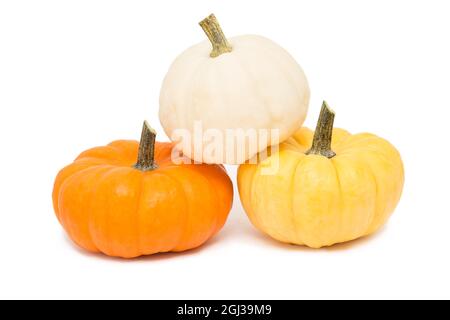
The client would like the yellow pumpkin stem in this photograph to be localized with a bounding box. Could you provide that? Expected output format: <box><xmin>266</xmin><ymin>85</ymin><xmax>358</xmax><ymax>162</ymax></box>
<box><xmin>306</xmin><ymin>101</ymin><xmax>336</xmax><ymax>158</ymax></box>
<box><xmin>199</xmin><ymin>14</ymin><xmax>233</xmax><ymax>58</ymax></box>
<box><xmin>134</xmin><ymin>121</ymin><xmax>158</xmax><ymax>171</ymax></box>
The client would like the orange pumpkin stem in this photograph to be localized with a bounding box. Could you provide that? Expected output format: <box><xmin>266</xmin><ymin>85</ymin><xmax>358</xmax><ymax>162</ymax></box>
<box><xmin>199</xmin><ymin>14</ymin><xmax>232</xmax><ymax>58</ymax></box>
<box><xmin>306</xmin><ymin>101</ymin><xmax>336</xmax><ymax>158</ymax></box>
<box><xmin>134</xmin><ymin>121</ymin><xmax>157</xmax><ymax>171</ymax></box>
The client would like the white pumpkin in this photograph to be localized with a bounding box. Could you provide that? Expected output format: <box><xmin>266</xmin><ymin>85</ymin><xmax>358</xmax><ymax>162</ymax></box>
<box><xmin>159</xmin><ymin>14</ymin><xmax>310</xmax><ymax>164</ymax></box>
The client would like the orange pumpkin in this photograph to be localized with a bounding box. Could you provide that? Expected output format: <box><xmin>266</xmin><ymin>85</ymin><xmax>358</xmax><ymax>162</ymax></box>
<box><xmin>52</xmin><ymin>122</ymin><xmax>233</xmax><ymax>258</ymax></box>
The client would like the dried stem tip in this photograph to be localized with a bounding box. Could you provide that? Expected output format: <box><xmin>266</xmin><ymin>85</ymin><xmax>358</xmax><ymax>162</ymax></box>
<box><xmin>306</xmin><ymin>101</ymin><xmax>336</xmax><ymax>158</ymax></box>
<box><xmin>134</xmin><ymin>121</ymin><xmax>157</xmax><ymax>171</ymax></box>
<box><xmin>199</xmin><ymin>14</ymin><xmax>233</xmax><ymax>58</ymax></box>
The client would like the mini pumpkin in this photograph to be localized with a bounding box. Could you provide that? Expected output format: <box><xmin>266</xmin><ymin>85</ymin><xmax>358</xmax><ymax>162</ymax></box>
<box><xmin>159</xmin><ymin>14</ymin><xmax>310</xmax><ymax>164</ymax></box>
<box><xmin>238</xmin><ymin>102</ymin><xmax>404</xmax><ymax>248</ymax></box>
<box><xmin>52</xmin><ymin>122</ymin><xmax>233</xmax><ymax>258</ymax></box>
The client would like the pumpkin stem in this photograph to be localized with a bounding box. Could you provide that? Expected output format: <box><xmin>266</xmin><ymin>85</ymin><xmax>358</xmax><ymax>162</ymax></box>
<box><xmin>134</xmin><ymin>121</ymin><xmax>157</xmax><ymax>171</ymax></box>
<box><xmin>199</xmin><ymin>14</ymin><xmax>233</xmax><ymax>58</ymax></box>
<box><xmin>306</xmin><ymin>101</ymin><xmax>336</xmax><ymax>158</ymax></box>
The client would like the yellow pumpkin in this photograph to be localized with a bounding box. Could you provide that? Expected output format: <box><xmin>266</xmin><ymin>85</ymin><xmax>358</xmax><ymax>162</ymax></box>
<box><xmin>237</xmin><ymin>102</ymin><xmax>404</xmax><ymax>248</ymax></box>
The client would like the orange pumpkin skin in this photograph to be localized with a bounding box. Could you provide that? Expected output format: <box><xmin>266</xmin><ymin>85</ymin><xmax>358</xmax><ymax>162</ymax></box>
<box><xmin>52</xmin><ymin>140</ymin><xmax>233</xmax><ymax>258</ymax></box>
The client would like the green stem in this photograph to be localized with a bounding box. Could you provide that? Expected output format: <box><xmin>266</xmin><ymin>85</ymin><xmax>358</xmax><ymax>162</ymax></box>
<box><xmin>134</xmin><ymin>121</ymin><xmax>157</xmax><ymax>171</ymax></box>
<box><xmin>306</xmin><ymin>101</ymin><xmax>336</xmax><ymax>158</ymax></box>
<box><xmin>199</xmin><ymin>14</ymin><xmax>232</xmax><ymax>58</ymax></box>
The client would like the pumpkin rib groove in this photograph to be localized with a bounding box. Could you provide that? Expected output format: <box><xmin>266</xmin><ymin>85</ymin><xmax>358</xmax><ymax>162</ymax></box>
<box><xmin>161</xmin><ymin>53</ymin><xmax>206</xmax><ymax>138</ymax></box>
<box><xmin>113</xmin><ymin>167</ymin><xmax>144</xmax><ymax>258</ymax></box>
<box><xmin>186</xmin><ymin>56</ymin><xmax>209</xmax><ymax>134</ymax></box>
<box><xmin>183</xmin><ymin>167</ymin><xmax>225</xmax><ymax>249</ymax></box>
<box><xmin>91</xmin><ymin>166</ymin><xmax>131</xmax><ymax>257</ymax></box>
<box><xmin>332</xmin><ymin>147</ymin><xmax>379</xmax><ymax>243</ymax></box>
<box><xmin>343</xmin><ymin>150</ymin><xmax>383</xmax><ymax>237</ymax></box>
<box><xmin>339</xmin><ymin>145</ymin><xmax>396</xmax><ymax>235</ymax></box>
<box><xmin>154</xmin><ymin>168</ymin><xmax>191</xmax><ymax>252</ymax></box>
<box><xmin>234</xmin><ymin>51</ymin><xmax>281</xmax><ymax>161</ymax></box>
<box><xmin>249</xmin><ymin>164</ymin><xmax>265</xmax><ymax>234</ymax></box>
<box><xmin>364</xmin><ymin>161</ymin><xmax>380</xmax><ymax>236</ymax></box>
<box><xmin>86</xmin><ymin>166</ymin><xmax>117</xmax><ymax>256</ymax></box>
<box><xmin>234</xmin><ymin>50</ymin><xmax>273</xmax><ymax>128</ymax></box>
<box><xmin>82</xmin><ymin>165</ymin><xmax>117</xmax><ymax>253</ymax></box>
<box><xmin>53</xmin><ymin>163</ymin><xmax>94</xmax><ymax>220</ymax></box>
<box><xmin>363</xmin><ymin>147</ymin><xmax>401</xmax><ymax>235</ymax></box>
<box><xmin>330</xmin><ymin>157</ymin><xmax>344</xmax><ymax>245</ymax></box>
<box><xmin>257</xmin><ymin>160</ymin><xmax>290</xmax><ymax>242</ymax></box>
<box><xmin>59</xmin><ymin>165</ymin><xmax>113</xmax><ymax>252</ymax></box>
<box><xmin>290</xmin><ymin>153</ymin><xmax>307</xmax><ymax>245</ymax></box>
<box><xmin>130</xmin><ymin>172</ymin><xmax>163</xmax><ymax>255</ymax></box>
<box><xmin>133</xmin><ymin>173</ymin><xmax>145</xmax><ymax>257</ymax></box>
<box><xmin>204</xmin><ymin>173</ymin><xmax>223</xmax><ymax>241</ymax></box>
<box><xmin>154</xmin><ymin>171</ymin><xmax>187</xmax><ymax>253</ymax></box>
<box><xmin>56</xmin><ymin>163</ymin><xmax>109</xmax><ymax>192</ymax></box>
<box><xmin>261</xmin><ymin>43</ymin><xmax>305</xmax><ymax>129</ymax></box>
<box><xmin>194</xmin><ymin>167</ymin><xmax>226</xmax><ymax>240</ymax></box>
<box><xmin>123</xmin><ymin>169</ymin><xmax>144</xmax><ymax>258</ymax></box>
<box><xmin>238</xmin><ymin>43</ymin><xmax>300</xmax><ymax>132</ymax></box>
<box><xmin>210</xmin><ymin>55</ymin><xmax>231</xmax><ymax>130</ymax></box>
<box><xmin>57</xmin><ymin>165</ymin><xmax>101</xmax><ymax>236</ymax></box>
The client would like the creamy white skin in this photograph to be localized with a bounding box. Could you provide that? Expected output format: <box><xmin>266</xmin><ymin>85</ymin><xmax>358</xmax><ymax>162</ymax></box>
<box><xmin>159</xmin><ymin>34</ymin><xmax>310</xmax><ymax>164</ymax></box>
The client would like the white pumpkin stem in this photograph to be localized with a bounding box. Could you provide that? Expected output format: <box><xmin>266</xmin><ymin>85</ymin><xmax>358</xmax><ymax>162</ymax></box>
<box><xmin>306</xmin><ymin>101</ymin><xmax>336</xmax><ymax>158</ymax></box>
<box><xmin>199</xmin><ymin>14</ymin><xmax>232</xmax><ymax>58</ymax></box>
<box><xmin>134</xmin><ymin>121</ymin><xmax>158</xmax><ymax>171</ymax></box>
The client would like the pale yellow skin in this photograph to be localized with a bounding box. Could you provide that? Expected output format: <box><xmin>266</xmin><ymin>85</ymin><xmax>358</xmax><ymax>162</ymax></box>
<box><xmin>238</xmin><ymin>127</ymin><xmax>404</xmax><ymax>248</ymax></box>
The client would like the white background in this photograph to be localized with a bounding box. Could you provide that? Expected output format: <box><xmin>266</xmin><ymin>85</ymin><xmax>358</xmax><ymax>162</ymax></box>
<box><xmin>0</xmin><ymin>0</ymin><xmax>449</xmax><ymax>300</ymax></box>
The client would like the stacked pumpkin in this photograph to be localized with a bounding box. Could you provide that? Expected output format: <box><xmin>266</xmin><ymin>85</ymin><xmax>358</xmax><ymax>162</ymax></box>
<box><xmin>53</xmin><ymin>14</ymin><xmax>404</xmax><ymax>258</ymax></box>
